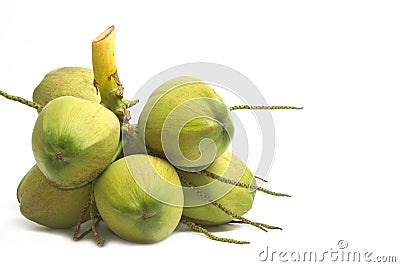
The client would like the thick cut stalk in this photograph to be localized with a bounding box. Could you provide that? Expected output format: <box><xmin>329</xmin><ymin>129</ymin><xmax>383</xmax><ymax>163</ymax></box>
<box><xmin>92</xmin><ymin>26</ymin><xmax>129</xmax><ymax>121</ymax></box>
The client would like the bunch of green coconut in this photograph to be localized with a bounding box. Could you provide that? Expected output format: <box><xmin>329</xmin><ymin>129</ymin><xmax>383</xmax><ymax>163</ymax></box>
<box><xmin>1</xmin><ymin>26</ymin><xmax>302</xmax><ymax>246</ymax></box>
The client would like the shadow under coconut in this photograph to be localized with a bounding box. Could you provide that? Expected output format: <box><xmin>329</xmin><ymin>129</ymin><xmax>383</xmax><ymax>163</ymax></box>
<box><xmin>16</xmin><ymin>217</ymin><xmax>78</xmax><ymax>240</ymax></box>
<box><xmin>175</xmin><ymin>221</ymin><xmax>242</xmax><ymax>233</ymax></box>
<box><xmin>97</xmin><ymin>222</ymin><xmax>243</xmax><ymax>245</ymax></box>
<box><xmin>92</xmin><ymin>221</ymin><xmax>140</xmax><ymax>246</ymax></box>
<box><xmin>13</xmin><ymin>216</ymin><xmax>126</xmax><ymax>246</ymax></box>
<box><xmin>77</xmin><ymin>220</ymin><xmax>178</xmax><ymax>247</ymax></box>
<box><xmin>15</xmin><ymin>215</ymin><xmax>245</xmax><ymax>246</ymax></box>
<box><xmin>76</xmin><ymin>221</ymin><xmax>245</xmax><ymax>246</ymax></box>
<box><xmin>175</xmin><ymin>221</ymin><xmax>252</xmax><ymax>244</ymax></box>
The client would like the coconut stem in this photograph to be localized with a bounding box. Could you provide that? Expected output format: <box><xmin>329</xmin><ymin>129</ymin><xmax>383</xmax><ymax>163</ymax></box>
<box><xmin>229</xmin><ymin>105</ymin><xmax>303</xmax><ymax>111</ymax></box>
<box><xmin>92</xmin><ymin>25</ymin><xmax>134</xmax><ymax>122</ymax></box>
<box><xmin>181</xmin><ymin>217</ymin><xmax>249</xmax><ymax>244</ymax></box>
<box><xmin>230</xmin><ymin>220</ymin><xmax>282</xmax><ymax>230</ymax></box>
<box><xmin>73</xmin><ymin>183</ymin><xmax>104</xmax><ymax>246</ymax></box>
<box><xmin>210</xmin><ymin>198</ymin><xmax>270</xmax><ymax>233</ymax></box>
<box><xmin>0</xmin><ymin>89</ymin><xmax>42</xmax><ymax>111</ymax></box>
<box><xmin>200</xmin><ymin>170</ymin><xmax>291</xmax><ymax>197</ymax></box>
<box><xmin>73</xmin><ymin>197</ymin><xmax>91</xmax><ymax>241</ymax></box>
<box><xmin>180</xmin><ymin>174</ymin><xmax>273</xmax><ymax>234</ymax></box>
<box><xmin>89</xmin><ymin>182</ymin><xmax>104</xmax><ymax>247</ymax></box>
<box><xmin>74</xmin><ymin>215</ymin><xmax>101</xmax><ymax>241</ymax></box>
<box><xmin>255</xmin><ymin>176</ymin><xmax>268</xmax><ymax>183</ymax></box>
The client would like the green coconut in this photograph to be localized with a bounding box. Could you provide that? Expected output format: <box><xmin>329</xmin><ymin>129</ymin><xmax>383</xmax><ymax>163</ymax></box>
<box><xmin>137</xmin><ymin>76</ymin><xmax>234</xmax><ymax>171</ymax></box>
<box><xmin>17</xmin><ymin>165</ymin><xmax>91</xmax><ymax>228</ymax></box>
<box><xmin>32</xmin><ymin>67</ymin><xmax>100</xmax><ymax>106</ymax></box>
<box><xmin>32</xmin><ymin>96</ymin><xmax>120</xmax><ymax>188</ymax></box>
<box><xmin>94</xmin><ymin>154</ymin><xmax>184</xmax><ymax>243</ymax></box>
<box><xmin>178</xmin><ymin>150</ymin><xmax>256</xmax><ymax>226</ymax></box>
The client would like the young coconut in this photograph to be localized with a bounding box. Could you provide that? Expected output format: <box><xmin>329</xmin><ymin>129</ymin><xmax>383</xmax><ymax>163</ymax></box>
<box><xmin>94</xmin><ymin>154</ymin><xmax>184</xmax><ymax>243</ymax></box>
<box><xmin>17</xmin><ymin>165</ymin><xmax>92</xmax><ymax>228</ymax></box>
<box><xmin>178</xmin><ymin>150</ymin><xmax>289</xmax><ymax>235</ymax></box>
<box><xmin>137</xmin><ymin>76</ymin><xmax>302</xmax><ymax>171</ymax></box>
<box><xmin>32</xmin><ymin>67</ymin><xmax>101</xmax><ymax>107</ymax></box>
<box><xmin>178</xmin><ymin>150</ymin><xmax>256</xmax><ymax>225</ymax></box>
<box><xmin>137</xmin><ymin>76</ymin><xmax>234</xmax><ymax>171</ymax></box>
<box><xmin>32</xmin><ymin>96</ymin><xmax>120</xmax><ymax>188</ymax></box>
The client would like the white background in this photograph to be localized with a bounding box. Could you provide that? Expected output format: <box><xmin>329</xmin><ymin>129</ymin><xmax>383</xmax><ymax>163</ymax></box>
<box><xmin>1</xmin><ymin>1</ymin><xmax>399</xmax><ymax>266</ymax></box>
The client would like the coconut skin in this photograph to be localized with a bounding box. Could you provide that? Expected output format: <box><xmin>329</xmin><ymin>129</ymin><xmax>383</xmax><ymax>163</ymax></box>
<box><xmin>138</xmin><ymin>76</ymin><xmax>234</xmax><ymax>171</ymax></box>
<box><xmin>17</xmin><ymin>165</ymin><xmax>91</xmax><ymax>228</ymax></box>
<box><xmin>94</xmin><ymin>154</ymin><xmax>184</xmax><ymax>243</ymax></box>
<box><xmin>32</xmin><ymin>96</ymin><xmax>120</xmax><ymax>188</ymax></box>
<box><xmin>178</xmin><ymin>150</ymin><xmax>256</xmax><ymax>226</ymax></box>
<box><xmin>32</xmin><ymin>67</ymin><xmax>101</xmax><ymax>107</ymax></box>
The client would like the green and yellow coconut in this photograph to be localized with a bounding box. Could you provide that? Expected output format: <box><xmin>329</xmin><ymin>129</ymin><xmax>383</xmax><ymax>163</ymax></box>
<box><xmin>137</xmin><ymin>76</ymin><xmax>234</xmax><ymax>171</ymax></box>
<box><xmin>178</xmin><ymin>150</ymin><xmax>256</xmax><ymax>225</ymax></box>
<box><xmin>17</xmin><ymin>165</ymin><xmax>91</xmax><ymax>228</ymax></box>
<box><xmin>32</xmin><ymin>96</ymin><xmax>120</xmax><ymax>188</ymax></box>
<box><xmin>94</xmin><ymin>154</ymin><xmax>184</xmax><ymax>243</ymax></box>
<box><xmin>33</xmin><ymin>67</ymin><xmax>100</xmax><ymax>106</ymax></box>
